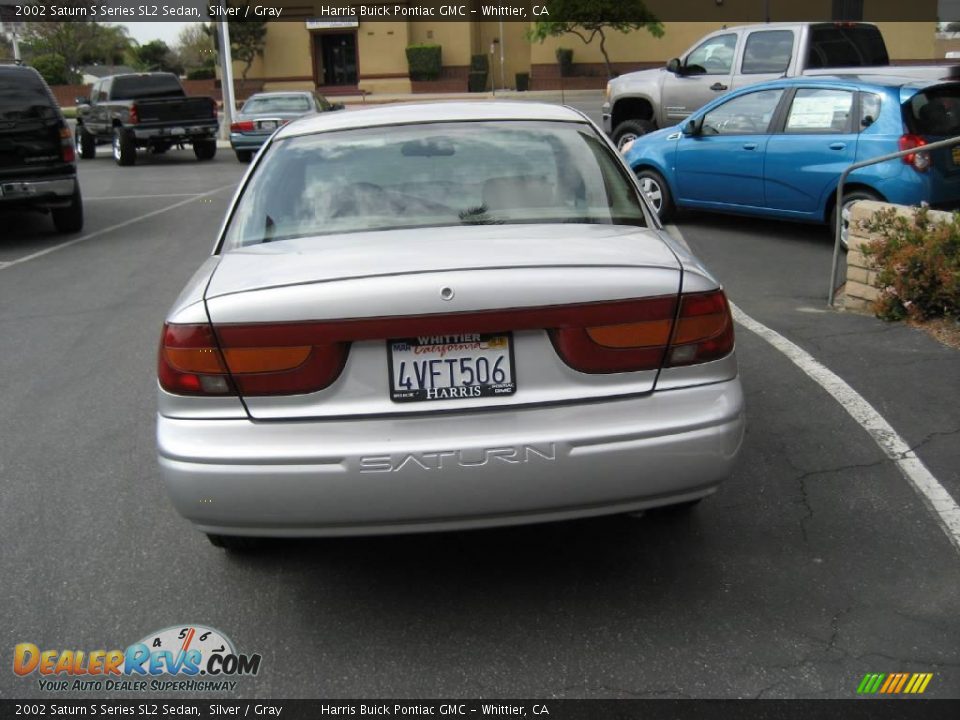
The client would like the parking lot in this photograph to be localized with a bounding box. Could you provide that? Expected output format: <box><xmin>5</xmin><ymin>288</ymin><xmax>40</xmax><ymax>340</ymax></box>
<box><xmin>2</xmin><ymin>95</ymin><xmax>959</xmax><ymax>700</ymax></box>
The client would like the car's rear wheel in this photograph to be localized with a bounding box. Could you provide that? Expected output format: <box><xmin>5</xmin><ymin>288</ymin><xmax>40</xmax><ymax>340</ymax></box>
<box><xmin>206</xmin><ymin>534</ymin><xmax>262</xmax><ymax>552</ymax></box>
<box><xmin>235</xmin><ymin>149</ymin><xmax>253</xmax><ymax>163</ymax></box>
<box><xmin>194</xmin><ymin>139</ymin><xmax>217</xmax><ymax>161</ymax></box>
<box><xmin>613</xmin><ymin>119</ymin><xmax>655</xmax><ymax>152</ymax></box>
<box><xmin>51</xmin><ymin>187</ymin><xmax>84</xmax><ymax>233</ymax></box>
<box><xmin>112</xmin><ymin>128</ymin><xmax>136</xmax><ymax>166</ymax></box>
<box><xmin>830</xmin><ymin>189</ymin><xmax>882</xmax><ymax>250</ymax></box>
<box><xmin>635</xmin><ymin>168</ymin><xmax>675</xmax><ymax>222</ymax></box>
<box><xmin>77</xmin><ymin>126</ymin><xmax>96</xmax><ymax>160</ymax></box>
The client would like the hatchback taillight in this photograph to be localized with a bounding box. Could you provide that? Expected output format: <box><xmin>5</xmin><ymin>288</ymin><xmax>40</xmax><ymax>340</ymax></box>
<box><xmin>231</xmin><ymin>121</ymin><xmax>255</xmax><ymax>133</ymax></box>
<box><xmin>899</xmin><ymin>134</ymin><xmax>930</xmax><ymax>172</ymax></box>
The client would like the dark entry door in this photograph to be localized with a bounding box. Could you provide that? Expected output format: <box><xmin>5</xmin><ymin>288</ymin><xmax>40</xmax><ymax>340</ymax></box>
<box><xmin>316</xmin><ymin>33</ymin><xmax>358</xmax><ymax>86</ymax></box>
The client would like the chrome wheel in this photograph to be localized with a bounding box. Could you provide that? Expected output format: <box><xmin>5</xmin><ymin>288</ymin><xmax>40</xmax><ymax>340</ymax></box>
<box><xmin>639</xmin><ymin>176</ymin><xmax>663</xmax><ymax>212</ymax></box>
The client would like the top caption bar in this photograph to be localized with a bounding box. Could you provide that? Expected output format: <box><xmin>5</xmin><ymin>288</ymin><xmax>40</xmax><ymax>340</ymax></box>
<box><xmin>0</xmin><ymin>1</ymin><xmax>944</xmax><ymax>23</ymax></box>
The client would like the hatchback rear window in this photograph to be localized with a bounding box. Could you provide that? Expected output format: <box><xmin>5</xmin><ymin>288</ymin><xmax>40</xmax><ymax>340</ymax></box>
<box><xmin>224</xmin><ymin>121</ymin><xmax>647</xmax><ymax>246</ymax></box>
<box><xmin>906</xmin><ymin>86</ymin><xmax>960</xmax><ymax>136</ymax></box>
<box><xmin>243</xmin><ymin>96</ymin><xmax>312</xmax><ymax>114</ymax></box>
<box><xmin>0</xmin><ymin>71</ymin><xmax>58</xmax><ymax>121</ymax></box>
<box><xmin>110</xmin><ymin>74</ymin><xmax>183</xmax><ymax>100</ymax></box>
<box><xmin>807</xmin><ymin>25</ymin><xmax>889</xmax><ymax>68</ymax></box>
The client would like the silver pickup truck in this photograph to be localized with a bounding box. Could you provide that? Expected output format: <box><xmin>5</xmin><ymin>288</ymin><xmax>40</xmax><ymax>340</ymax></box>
<box><xmin>603</xmin><ymin>22</ymin><xmax>960</xmax><ymax>150</ymax></box>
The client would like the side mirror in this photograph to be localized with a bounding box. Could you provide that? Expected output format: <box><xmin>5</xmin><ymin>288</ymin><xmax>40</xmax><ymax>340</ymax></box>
<box><xmin>75</xmin><ymin>96</ymin><xmax>90</xmax><ymax>106</ymax></box>
<box><xmin>682</xmin><ymin>118</ymin><xmax>700</xmax><ymax>136</ymax></box>
<box><xmin>666</xmin><ymin>58</ymin><xmax>682</xmax><ymax>74</ymax></box>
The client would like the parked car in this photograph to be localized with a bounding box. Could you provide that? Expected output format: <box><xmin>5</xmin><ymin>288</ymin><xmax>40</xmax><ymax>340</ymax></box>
<box><xmin>75</xmin><ymin>72</ymin><xmax>218</xmax><ymax>166</ymax></box>
<box><xmin>604</xmin><ymin>22</ymin><xmax>960</xmax><ymax>150</ymax></box>
<box><xmin>229</xmin><ymin>91</ymin><xmax>344</xmax><ymax>162</ymax></box>
<box><xmin>623</xmin><ymin>76</ymin><xmax>960</xmax><ymax>244</ymax></box>
<box><xmin>156</xmin><ymin>102</ymin><xmax>745</xmax><ymax>550</ymax></box>
<box><xmin>0</xmin><ymin>64</ymin><xmax>83</xmax><ymax>233</ymax></box>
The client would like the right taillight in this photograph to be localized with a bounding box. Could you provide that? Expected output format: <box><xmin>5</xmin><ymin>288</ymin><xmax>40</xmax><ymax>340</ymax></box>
<box><xmin>899</xmin><ymin>134</ymin><xmax>930</xmax><ymax>172</ymax></box>
<box><xmin>665</xmin><ymin>290</ymin><xmax>735</xmax><ymax>367</ymax></box>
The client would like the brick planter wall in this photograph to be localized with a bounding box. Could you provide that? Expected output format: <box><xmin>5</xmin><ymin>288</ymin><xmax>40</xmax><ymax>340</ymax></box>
<box><xmin>844</xmin><ymin>201</ymin><xmax>955</xmax><ymax>313</ymax></box>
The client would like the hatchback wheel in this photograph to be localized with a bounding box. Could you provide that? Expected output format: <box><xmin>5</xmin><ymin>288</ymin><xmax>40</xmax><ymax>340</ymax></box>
<box><xmin>635</xmin><ymin>168</ymin><xmax>674</xmax><ymax>222</ymax></box>
<box><xmin>831</xmin><ymin>189</ymin><xmax>882</xmax><ymax>250</ymax></box>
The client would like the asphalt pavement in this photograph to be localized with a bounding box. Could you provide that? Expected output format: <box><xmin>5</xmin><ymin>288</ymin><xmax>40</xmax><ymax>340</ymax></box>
<box><xmin>1</xmin><ymin>120</ymin><xmax>958</xmax><ymax>700</ymax></box>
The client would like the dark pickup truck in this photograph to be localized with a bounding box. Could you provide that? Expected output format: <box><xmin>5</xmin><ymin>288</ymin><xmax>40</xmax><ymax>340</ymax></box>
<box><xmin>75</xmin><ymin>72</ymin><xmax>219</xmax><ymax>166</ymax></box>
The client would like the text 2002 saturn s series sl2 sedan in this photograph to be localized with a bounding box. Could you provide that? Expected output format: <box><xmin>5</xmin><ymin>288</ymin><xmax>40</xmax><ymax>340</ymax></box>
<box><xmin>156</xmin><ymin>102</ymin><xmax>745</xmax><ymax>550</ymax></box>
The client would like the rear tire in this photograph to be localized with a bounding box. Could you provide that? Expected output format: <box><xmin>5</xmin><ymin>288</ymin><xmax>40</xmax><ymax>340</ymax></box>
<box><xmin>234</xmin><ymin>149</ymin><xmax>253</xmax><ymax>163</ymax></box>
<box><xmin>194</xmin><ymin>139</ymin><xmax>217</xmax><ymax>161</ymax></box>
<box><xmin>51</xmin><ymin>187</ymin><xmax>84</xmax><ymax>233</ymax></box>
<box><xmin>635</xmin><ymin>167</ymin><xmax>675</xmax><ymax>222</ymax></box>
<box><xmin>112</xmin><ymin>128</ymin><xmax>136</xmax><ymax>166</ymax></box>
<box><xmin>613</xmin><ymin>119</ymin><xmax>656</xmax><ymax>151</ymax></box>
<box><xmin>830</xmin><ymin>189</ymin><xmax>882</xmax><ymax>250</ymax></box>
<box><xmin>206</xmin><ymin>534</ymin><xmax>262</xmax><ymax>552</ymax></box>
<box><xmin>77</xmin><ymin>126</ymin><xmax>96</xmax><ymax>160</ymax></box>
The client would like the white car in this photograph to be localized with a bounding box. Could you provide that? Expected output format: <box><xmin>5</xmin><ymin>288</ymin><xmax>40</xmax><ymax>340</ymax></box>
<box><xmin>156</xmin><ymin>102</ymin><xmax>745</xmax><ymax>549</ymax></box>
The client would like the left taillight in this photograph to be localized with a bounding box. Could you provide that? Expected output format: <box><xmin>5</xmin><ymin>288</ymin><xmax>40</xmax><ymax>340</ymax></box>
<box><xmin>158</xmin><ymin>322</ymin><xmax>347</xmax><ymax>397</ymax></box>
<box><xmin>59</xmin><ymin>126</ymin><xmax>75</xmax><ymax>163</ymax></box>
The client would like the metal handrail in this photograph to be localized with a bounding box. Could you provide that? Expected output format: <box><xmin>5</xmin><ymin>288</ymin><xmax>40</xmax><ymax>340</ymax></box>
<box><xmin>828</xmin><ymin>134</ymin><xmax>960</xmax><ymax>306</ymax></box>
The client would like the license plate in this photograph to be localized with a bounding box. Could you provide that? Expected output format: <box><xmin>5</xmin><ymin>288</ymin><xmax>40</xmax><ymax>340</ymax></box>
<box><xmin>952</xmin><ymin>146</ymin><xmax>960</xmax><ymax>165</ymax></box>
<box><xmin>388</xmin><ymin>333</ymin><xmax>516</xmax><ymax>403</ymax></box>
<box><xmin>258</xmin><ymin>120</ymin><xmax>278</xmax><ymax>131</ymax></box>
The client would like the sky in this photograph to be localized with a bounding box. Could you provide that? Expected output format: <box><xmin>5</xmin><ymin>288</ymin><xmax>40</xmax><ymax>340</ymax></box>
<box><xmin>122</xmin><ymin>22</ymin><xmax>195</xmax><ymax>47</ymax></box>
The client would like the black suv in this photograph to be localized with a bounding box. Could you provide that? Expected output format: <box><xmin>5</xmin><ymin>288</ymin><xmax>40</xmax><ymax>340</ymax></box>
<box><xmin>0</xmin><ymin>64</ymin><xmax>83</xmax><ymax>233</ymax></box>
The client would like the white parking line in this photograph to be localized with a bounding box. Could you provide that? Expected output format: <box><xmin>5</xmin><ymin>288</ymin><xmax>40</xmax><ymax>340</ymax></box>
<box><xmin>0</xmin><ymin>184</ymin><xmax>234</xmax><ymax>272</ymax></box>
<box><xmin>664</xmin><ymin>223</ymin><xmax>960</xmax><ymax>555</ymax></box>
<box><xmin>84</xmin><ymin>193</ymin><xmax>203</xmax><ymax>201</ymax></box>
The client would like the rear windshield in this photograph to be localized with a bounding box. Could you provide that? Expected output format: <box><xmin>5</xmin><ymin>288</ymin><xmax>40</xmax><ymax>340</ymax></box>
<box><xmin>905</xmin><ymin>86</ymin><xmax>960</xmax><ymax>136</ymax></box>
<box><xmin>224</xmin><ymin>121</ymin><xmax>647</xmax><ymax>247</ymax></box>
<box><xmin>242</xmin><ymin>95</ymin><xmax>312</xmax><ymax>114</ymax></box>
<box><xmin>110</xmin><ymin>74</ymin><xmax>184</xmax><ymax>100</ymax></box>
<box><xmin>0</xmin><ymin>71</ymin><xmax>58</xmax><ymax>121</ymax></box>
<box><xmin>807</xmin><ymin>25</ymin><xmax>889</xmax><ymax>68</ymax></box>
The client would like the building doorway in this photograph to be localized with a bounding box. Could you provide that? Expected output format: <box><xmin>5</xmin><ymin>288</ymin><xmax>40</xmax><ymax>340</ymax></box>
<box><xmin>314</xmin><ymin>32</ymin><xmax>358</xmax><ymax>87</ymax></box>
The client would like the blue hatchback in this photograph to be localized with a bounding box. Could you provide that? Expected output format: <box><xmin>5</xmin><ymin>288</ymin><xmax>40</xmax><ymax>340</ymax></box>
<box><xmin>623</xmin><ymin>76</ymin><xmax>960</xmax><ymax>236</ymax></box>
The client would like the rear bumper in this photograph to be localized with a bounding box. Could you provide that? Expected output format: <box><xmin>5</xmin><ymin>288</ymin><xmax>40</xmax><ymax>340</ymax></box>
<box><xmin>229</xmin><ymin>133</ymin><xmax>268</xmax><ymax>151</ymax></box>
<box><xmin>0</xmin><ymin>176</ymin><xmax>76</xmax><ymax>205</ymax></box>
<box><xmin>157</xmin><ymin>379</ymin><xmax>745</xmax><ymax>537</ymax></box>
<box><xmin>132</xmin><ymin>124</ymin><xmax>217</xmax><ymax>142</ymax></box>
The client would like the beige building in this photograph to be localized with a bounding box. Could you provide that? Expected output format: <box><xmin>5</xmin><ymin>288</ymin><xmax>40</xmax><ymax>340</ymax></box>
<box><xmin>233</xmin><ymin>1</ymin><xmax>939</xmax><ymax>95</ymax></box>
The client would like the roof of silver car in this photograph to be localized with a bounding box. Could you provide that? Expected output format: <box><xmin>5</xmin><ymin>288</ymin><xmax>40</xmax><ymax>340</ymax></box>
<box><xmin>276</xmin><ymin>101</ymin><xmax>587</xmax><ymax>139</ymax></box>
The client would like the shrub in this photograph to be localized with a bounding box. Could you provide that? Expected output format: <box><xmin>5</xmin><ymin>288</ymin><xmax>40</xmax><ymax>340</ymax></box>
<box><xmin>186</xmin><ymin>67</ymin><xmax>216</xmax><ymax>80</ymax></box>
<box><xmin>30</xmin><ymin>54</ymin><xmax>69</xmax><ymax>86</ymax></box>
<box><xmin>470</xmin><ymin>54</ymin><xmax>489</xmax><ymax>72</ymax></box>
<box><xmin>515</xmin><ymin>72</ymin><xmax>530</xmax><ymax>92</ymax></box>
<box><xmin>468</xmin><ymin>71</ymin><xmax>488</xmax><ymax>93</ymax></box>
<box><xmin>556</xmin><ymin>48</ymin><xmax>574</xmax><ymax>77</ymax></box>
<box><xmin>861</xmin><ymin>206</ymin><xmax>960</xmax><ymax>321</ymax></box>
<box><xmin>406</xmin><ymin>44</ymin><xmax>442</xmax><ymax>81</ymax></box>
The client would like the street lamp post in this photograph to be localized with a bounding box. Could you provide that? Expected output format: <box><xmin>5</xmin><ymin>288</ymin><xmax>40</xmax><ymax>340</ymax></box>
<box><xmin>217</xmin><ymin>17</ymin><xmax>236</xmax><ymax>141</ymax></box>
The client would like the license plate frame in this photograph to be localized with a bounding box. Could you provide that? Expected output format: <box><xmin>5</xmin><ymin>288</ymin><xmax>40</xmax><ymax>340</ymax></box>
<box><xmin>387</xmin><ymin>332</ymin><xmax>517</xmax><ymax>403</ymax></box>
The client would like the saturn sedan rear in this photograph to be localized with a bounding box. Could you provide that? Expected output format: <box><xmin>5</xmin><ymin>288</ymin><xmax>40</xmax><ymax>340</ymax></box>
<box><xmin>156</xmin><ymin>102</ymin><xmax>745</xmax><ymax>549</ymax></box>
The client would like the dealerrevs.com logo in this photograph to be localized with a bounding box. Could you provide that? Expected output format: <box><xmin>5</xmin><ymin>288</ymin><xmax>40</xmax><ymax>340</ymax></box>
<box><xmin>13</xmin><ymin>625</ymin><xmax>262</xmax><ymax>692</ymax></box>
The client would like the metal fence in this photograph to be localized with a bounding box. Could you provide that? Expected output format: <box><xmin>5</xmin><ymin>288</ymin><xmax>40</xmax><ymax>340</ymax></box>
<box><xmin>828</xmin><ymin>134</ymin><xmax>960</xmax><ymax>307</ymax></box>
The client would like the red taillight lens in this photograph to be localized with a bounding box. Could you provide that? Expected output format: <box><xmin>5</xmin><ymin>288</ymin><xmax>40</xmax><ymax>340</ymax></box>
<box><xmin>665</xmin><ymin>290</ymin><xmax>734</xmax><ymax>367</ymax></box>
<box><xmin>59</xmin><ymin>126</ymin><xmax>75</xmax><ymax>163</ymax></box>
<box><xmin>231</xmin><ymin>121</ymin><xmax>255</xmax><ymax>133</ymax></box>
<box><xmin>899</xmin><ymin>134</ymin><xmax>930</xmax><ymax>172</ymax></box>
<box><xmin>158</xmin><ymin>322</ymin><xmax>346</xmax><ymax>397</ymax></box>
<box><xmin>128</xmin><ymin>103</ymin><xmax>139</xmax><ymax>125</ymax></box>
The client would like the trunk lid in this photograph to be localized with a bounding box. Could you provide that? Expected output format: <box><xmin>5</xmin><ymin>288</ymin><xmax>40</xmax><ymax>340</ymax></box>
<box><xmin>204</xmin><ymin>224</ymin><xmax>685</xmax><ymax>419</ymax></box>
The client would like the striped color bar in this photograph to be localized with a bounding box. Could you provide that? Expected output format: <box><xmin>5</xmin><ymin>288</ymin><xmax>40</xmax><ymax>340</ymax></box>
<box><xmin>857</xmin><ymin>673</ymin><xmax>933</xmax><ymax>694</ymax></box>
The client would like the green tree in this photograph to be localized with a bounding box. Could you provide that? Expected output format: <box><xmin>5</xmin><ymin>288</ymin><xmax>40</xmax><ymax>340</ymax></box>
<box><xmin>20</xmin><ymin>17</ymin><xmax>103</xmax><ymax>82</ymax></box>
<box><xmin>175</xmin><ymin>23</ymin><xmax>216</xmax><ymax>74</ymax></box>
<box><xmin>207</xmin><ymin>4</ymin><xmax>268</xmax><ymax>86</ymax></box>
<box><xmin>30</xmin><ymin>53</ymin><xmax>69</xmax><ymax>85</ymax></box>
<box><xmin>528</xmin><ymin>0</ymin><xmax>664</xmax><ymax>79</ymax></box>
<box><xmin>133</xmin><ymin>39</ymin><xmax>182</xmax><ymax>74</ymax></box>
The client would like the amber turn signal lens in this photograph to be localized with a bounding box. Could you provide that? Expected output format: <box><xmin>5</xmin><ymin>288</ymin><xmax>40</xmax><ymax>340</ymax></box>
<box><xmin>222</xmin><ymin>347</ymin><xmax>311</xmax><ymax>374</ymax></box>
<box><xmin>586</xmin><ymin>319</ymin><xmax>673</xmax><ymax>348</ymax></box>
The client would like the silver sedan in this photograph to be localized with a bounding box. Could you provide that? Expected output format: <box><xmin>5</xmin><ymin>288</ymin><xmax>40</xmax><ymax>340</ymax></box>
<box><xmin>157</xmin><ymin>102</ymin><xmax>745</xmax><ymax>549</ymax></box>
<box><xmin>228</xmin><ymin>91</ymin><xmax>343</xmax><ymax>162</ymax></box>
